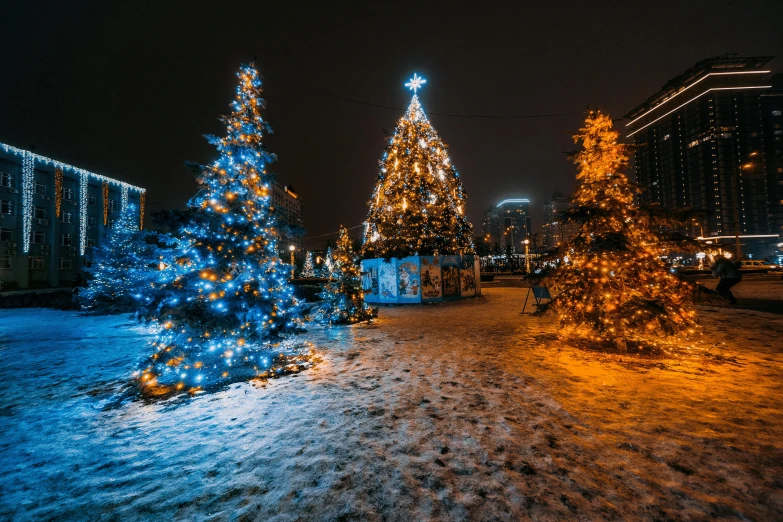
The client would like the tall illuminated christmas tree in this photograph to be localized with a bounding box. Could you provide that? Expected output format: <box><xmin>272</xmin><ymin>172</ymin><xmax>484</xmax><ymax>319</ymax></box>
<box><xmin>317</xmin><ymin>226</ymin><xmax>374</xmax><ymax>324</ymax></box>
<box><xmin>363</xmin><ymin>74</ymin><xmax>473</xmax><ymax>258</ymax></box>
<box><xmin>137</xmin><ymin>63</ymin><xmax>305</xmax><ymax>394</ymax></box>
<box><xmin>545</xmin><ymin>110</ymin><xmax>697</xmax><ymax>341</ymax></box>
<box><xmin>300</xmin><ymin>251</ymin><xmax>315</xmax><ymax>278</ymax></box>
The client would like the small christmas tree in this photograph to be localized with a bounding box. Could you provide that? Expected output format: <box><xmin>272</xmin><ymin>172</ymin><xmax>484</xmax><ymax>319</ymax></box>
<box><xmin>137</xmin><ymin>63</ymin><xmax>305</xmax><ymax>394</ymax></box>
<box><xmin>544</xmin><ymin>110</ymin><xmax>697</xmax><ymax>342</ymax></box>
<box><xmin>81</xmin><ymin>204</ymin><xmax>158</xmax><ymax>312</ymax></box>
<box><xmin>319</xmin><ymin>246</ymin><xmax>333</xmax><ymax>278</ymax></box>
<box><xmin>316</xmin><ymin>226</ymin><xmax>374</xmax><ymax>324</ymax></box>
<box><xmin>363</xmin><ymin>75</ymin><xmax>473</xmax><ymax>258</ymax></box>
<box><xmin>300</xmin><ymin>251</ymin><xmax>315</xmax><ymax>278</ymax></box>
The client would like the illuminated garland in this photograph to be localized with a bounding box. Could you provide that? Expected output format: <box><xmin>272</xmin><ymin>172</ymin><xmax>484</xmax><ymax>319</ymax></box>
<box><xmin>121</xmin><ymin>185</ymin><xmax>129</xmax><ymax>216</ymax></box>
<box><xmin>21</xmin><ymin>151</ymin><xmax>34</xmax><ymax>253</ymax></box>
<box><xmin>54</xmin><ymin>168</ymin><xmax>63</xmax><ymax>218</ymax></box>
<box><xmin>102</xmin><ymin>182</ymin><xmax>109</xmax><ymax>225</ymax></box>
<box><xmin>139</xmin><ymin>191</ymin><xmax>146</xmax><ymax>230</ymax></box>
<box><xmin>79</xmin><ymin>172</ymin><xmax>88</xmax><ymax>255</ymax></box>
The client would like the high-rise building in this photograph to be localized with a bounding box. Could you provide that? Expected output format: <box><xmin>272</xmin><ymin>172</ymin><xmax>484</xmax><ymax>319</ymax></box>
<box><xmin>0</xmin><ymin>142</ymin><xmax>145</xmax><ymax>289</ymax></box>
<box><xmin>482</xmin><ymin>198</ymin><xmax>531</xmax><ymax>253</ymax></box>
<box><xmin>272</xmin><ymin>183</ymin><xmax>303</xmax><ymax>256</ymax></box>
<box><xmin>624</xmin><ymin>55</ymin><xmax>783</xmax><ymax>248</ymax></box>
<box><xmin>541</xmin><ymin>190</ymin><xmax>577</xmax><ymax>250</ymax></box>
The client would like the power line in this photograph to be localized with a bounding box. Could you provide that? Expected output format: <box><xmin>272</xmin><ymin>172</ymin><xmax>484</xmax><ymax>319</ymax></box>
<box><xmin>274</xmin><ymin>78</ymin><xmax>580</xmax><ymax>120</ymax></box>
<box><xmin>304</xmin><ymin>223</ymin><xmax>364</xmax><ymax>240</ymax></box>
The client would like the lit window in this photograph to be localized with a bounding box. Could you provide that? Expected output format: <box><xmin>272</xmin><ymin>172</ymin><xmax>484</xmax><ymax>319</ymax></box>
<box><xmin>28</xmin><ymin>256</ymin><xmax>44</xmax><ymax>269</ymax></box>
<box><xmin>59</xmin><ymin>257</ymin><xmax>72</xmax><ymax>270</ymax></box>
<box><xmin>0</xmin><ymin>255</ymin><xmax>11</xmax><ymax>269</ymax></box>
<box><xmin>35</xmin><ymin>181</ymin><xmax>46</xmax><ymax>195</ymax></box>
<box><xmin>773</xmin><ymin>110</ymin><xmax>782</xmax><ymax>116</ymax></box>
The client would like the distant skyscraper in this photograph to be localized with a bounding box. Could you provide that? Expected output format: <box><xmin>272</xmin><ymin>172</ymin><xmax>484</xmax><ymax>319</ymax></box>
<box><xmin>541</xmin><ymin>190</ymin><xmax>577</xmax><ymax>250</ymax></box>
<box><xmin>482</xmin><ymin>198</ymin><xmax>531</xmax><ymax>253</ymax></box>
<box><xmin>625</xmin><ymin>55</ymin><xmax>783</xmax><ymax>242</ymax></box>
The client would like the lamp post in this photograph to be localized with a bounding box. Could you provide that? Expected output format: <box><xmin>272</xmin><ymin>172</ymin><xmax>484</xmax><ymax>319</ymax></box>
<box><xmin>523</xmin><ymin>239</ymin><xmax>530</xmax><ymax>273</ymax></box>
<box><xmin>289</xmin><ymin>245</ymin><xmax>296</xmax><ymax>279</ymax></box>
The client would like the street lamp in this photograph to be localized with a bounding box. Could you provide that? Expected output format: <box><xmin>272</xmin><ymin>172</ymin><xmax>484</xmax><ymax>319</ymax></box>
<box><xmin>288</xmin><ymin>245</ymin><xmax>296</xmax><ymax>279</ymax></box>
<box><xmin>523</xmin><ymin>239</ymin><xmax>530</xmax><ymax>273</ymax></box>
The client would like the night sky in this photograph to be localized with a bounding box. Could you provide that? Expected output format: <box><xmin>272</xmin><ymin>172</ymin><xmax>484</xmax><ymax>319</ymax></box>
<box><xmin>2</xmin><ymin>1</ymin><xmax>782</xmax><ymax>249</ymax></box>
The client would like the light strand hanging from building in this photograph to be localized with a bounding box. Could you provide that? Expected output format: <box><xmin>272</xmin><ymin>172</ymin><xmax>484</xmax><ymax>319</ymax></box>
<box><xmin>21</xmin><ymin>151</ymin><xmax>35</xmax><ymax>253</ymax></box>
<box><xmin>102</xmin><ymin>182</ymin><xmax>109</xmax><ymax>226</ymax></box>
<box><xmin>54</xmin><ymin>168</ymin><xmax>63</xmax><ymax>218</ymax></box>
<box><xmin>139</xmin><ymin>191</ymin><xmax>146</xmax><ymax>230</ymax></box>
<box><xmin>121</xmin><ymin>185</ymin><xmax>129</xmax><ymax>216</ymax></box>
<box><xmin>79</xmin><ymin>171</ymin><xmax>88</xmax><ymax>255</ymax></box>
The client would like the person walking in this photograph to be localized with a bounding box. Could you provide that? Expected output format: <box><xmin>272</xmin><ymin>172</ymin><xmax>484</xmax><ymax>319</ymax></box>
<box><xmin>711</xmin><ymin>256</ymin><xmax>742</xmax><ymax>304</ymax></box>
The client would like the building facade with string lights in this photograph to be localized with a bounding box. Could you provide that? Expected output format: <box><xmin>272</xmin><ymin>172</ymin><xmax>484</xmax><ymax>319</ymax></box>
<box><xmin>625</xmin><ymin>55</ymin><xmax>783</xmax><ymax>259</ymax></box>
<box><xmin>0</xmin><ymin>142</ymin><xmax>145</xmax><ymax>289</ymax></box>
<box><xmin>482</xmin><ymin>198</ymin><xmax>532</xmax><ymax>253</ymax></box>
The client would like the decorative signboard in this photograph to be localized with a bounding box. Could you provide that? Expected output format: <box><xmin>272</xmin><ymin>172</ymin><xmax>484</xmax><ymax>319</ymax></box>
<box><xmin>420</xmin><ymin>256</ymin><xmax>442</xmax><ymax>303</ymax></box>
<box><xmin>360</xmin><ymin>259</ymin><xmax>380</xmax><ymax>303</ymax></box>
<box><xmin>360</xmin><ymin>255</ymin><xmax>480</xmax><ymax>305</ymax></box>
<box><xmin>441</xmin><ymin>255</ymin><xmax>461</xmax><ymax>300</ymax></box>
<box><xmin>460</xmin><ymin>254</ymin><xmax>477</xmax><ymax>298</ymax></box>
<box><xmin>378</xmin><ymin>258</ymin><xmax>398</xmax><ymax>303</ymax></box>
<box><xmin>397</xmin><ymin>256</ymin><xmax>422</xmax><ymax>304</ymax></box>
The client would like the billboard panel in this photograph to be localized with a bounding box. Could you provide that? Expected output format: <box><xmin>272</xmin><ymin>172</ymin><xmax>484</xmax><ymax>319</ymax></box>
<box><xmin>420</xmin><ymin>256</ymin><xmax>442</xmax><ymax>302</ymax></box>
<box><xmin>397</xmin><ymin>256</ymin><xmax>422</xmax><ymax>304</ymax></box>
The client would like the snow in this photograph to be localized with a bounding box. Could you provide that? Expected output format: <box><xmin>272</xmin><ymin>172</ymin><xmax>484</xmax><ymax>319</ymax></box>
<box><xmin>1</xmin><ymin>284</ymin><xmax>783</xmax><ymax>520</ymax></box>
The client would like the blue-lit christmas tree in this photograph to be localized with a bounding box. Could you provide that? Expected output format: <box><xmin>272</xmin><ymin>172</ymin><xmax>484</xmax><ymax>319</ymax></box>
<box><xmin>81</xmin><ymin>204</ymin><xmax>159</xmax><ymax>313</ymax></box>
<box><xmin>316</xmin><ymin>226</ymin><xmax>374</xmax><ymax>324</ymax></box>
<box><xmin>137</xmin><ymin>63</ymin><xmax>306</xmax><ymax>395</ymax></box>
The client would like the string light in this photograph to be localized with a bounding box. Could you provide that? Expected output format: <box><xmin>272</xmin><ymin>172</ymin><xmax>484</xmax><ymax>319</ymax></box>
<box><xmin>54</xmin><ymin>168</ymin><xmax>63</xmax><ymax>218</ymax></box>
<box><xmin>79</xmin><ymin>172</ymin><xmax>88</xmax><ymax>255</ymax></box>
<box><xmin>102</xmin><ymin>182</ymin><xmax>109</xmax><ymax>226</ymax></box>
<box><xmin>139</xmin><ymin>191</ymin><xmax>146</xmax><ymax>230</ymax></box>
<box><xmin>21</xmin><ymin>151</ymin><xmax>34</xmax><ymax>252</ymax></box>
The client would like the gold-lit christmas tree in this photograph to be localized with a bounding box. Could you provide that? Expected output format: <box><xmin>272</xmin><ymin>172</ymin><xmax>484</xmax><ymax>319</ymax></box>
<box><xmin>363</xmin><ymin>75</ymin><xmax>473</xmax><ymax>258</ymax></box>
<box><xmin>545</xmin><ymin>110</ymin><xmax>698</xmax><ymax>341</ymax></box>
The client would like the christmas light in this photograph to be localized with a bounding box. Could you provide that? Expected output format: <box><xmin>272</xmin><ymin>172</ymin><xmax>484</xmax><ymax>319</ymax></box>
<box><xmin>21</xmin><ymin>151</ymin><xmax>34</xmax><ymax>252</ymax></box>
<box><xmin>102</xmin><ymin>182</ymin><xmax>109</xmax><ymax>225</ymax></box>
<box><xmin>54</xmin><ymin>168</ymin><xmax>63</xmax><ymax>218</ymax></box>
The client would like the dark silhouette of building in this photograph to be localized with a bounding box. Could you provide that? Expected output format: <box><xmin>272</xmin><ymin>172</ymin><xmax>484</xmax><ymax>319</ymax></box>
<box><xmin>625</xmin><ymin>55</ymin><xmax>783</xmax><ymax>252</ymax></box>
<box><xmin>482</xmin><ymin>198</ymin><xmax>531</xmax><ymax>254</ymax></box>
<box><xmin>541</xmin><ymin>190</ymin><xmax>578</xmax><ymax>250</ymax></box>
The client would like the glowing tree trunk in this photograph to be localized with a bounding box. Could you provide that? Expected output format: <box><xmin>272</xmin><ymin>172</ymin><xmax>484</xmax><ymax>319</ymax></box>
<box><xmin>545</xmin><ymin>110</ymin><xmax>697</xmax><ymax>341</ymax></box>
<box><xmin>137</xmin><ymin>63</ymin><xmax>305</xmax><ymax>394</ymax></box>
<box><xmin>363</xmin><ymin>79</ymin><xmax>473</xmax><ymax>259</ymax></box>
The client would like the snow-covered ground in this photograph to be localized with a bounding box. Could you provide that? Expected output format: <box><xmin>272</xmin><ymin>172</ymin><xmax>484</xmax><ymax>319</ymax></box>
<box><xmin>1</xmin><ymin>284</ymin><xmax>782</xmax><ymax>520</ymax></box>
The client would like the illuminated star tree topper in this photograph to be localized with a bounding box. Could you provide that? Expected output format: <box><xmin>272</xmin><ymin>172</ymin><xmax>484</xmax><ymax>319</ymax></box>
<box><xmin>405</xmin><ymin>73</ymin><xmax>427</xmax><ymax>94</ymax></box>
